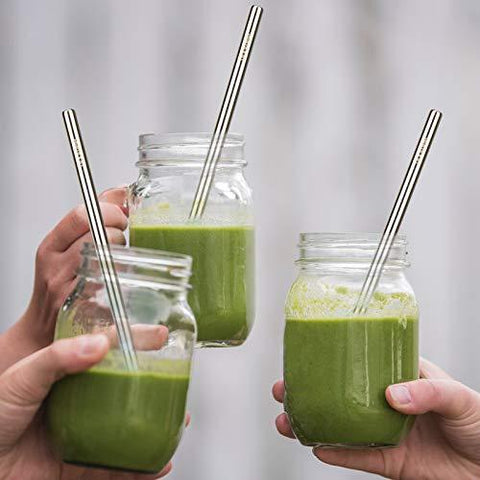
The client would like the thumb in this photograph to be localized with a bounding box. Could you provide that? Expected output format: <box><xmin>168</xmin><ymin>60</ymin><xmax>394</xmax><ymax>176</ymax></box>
<box><xmin>386</xmin><ymin>379</ymin><xmax>480</xmax><ymax>420</ymax></box>
<box><xmin>0</xmin><ymin>334</ymin><xmax>109</xmax><ymax>446</ymax></box>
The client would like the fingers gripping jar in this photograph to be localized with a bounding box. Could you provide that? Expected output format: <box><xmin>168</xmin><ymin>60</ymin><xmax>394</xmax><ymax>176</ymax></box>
<box><xmin>46</xmin><ymin>244</ymin><xmax>195</xmax><ymax>473</ymax></box>
<box><xmin>129</xmin><ymin>133</ymin><xmax>255</xmax><ymax>348</ymax></box>
<box><xmin>283</xmin><ymin>233</ymin><xmax>419</xmax><ymax>448</ymax></box>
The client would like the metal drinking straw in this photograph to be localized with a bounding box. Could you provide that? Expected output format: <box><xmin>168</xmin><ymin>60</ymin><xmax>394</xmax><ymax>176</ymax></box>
<box><xmin>353</xmin><ymin>109</ymin><xmax>443</xmax><ymax>315</ymax></box>
<box><xmin>189</xmin><ymin>5</ymin><xmax>263</xmax><ymax>219</ymax></box>
<box><xmin>62</xmin><ymin>109</ymin><xmax>137</xmax><ymax>370</ymax></box>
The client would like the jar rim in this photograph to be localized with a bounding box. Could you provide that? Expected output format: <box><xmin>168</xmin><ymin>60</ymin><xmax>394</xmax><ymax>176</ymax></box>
<box><xmin>299</xmin><ymin>232</ymin><xmax>407</xmax><ymax>247</ymax></box>
<box><xmin>137</xmin><ymin>132</ymin><xmax>246</xmax><ymax>167</ymax></box>
<box><xmin>297</xmin><ymin>232</ymin><xmax>409</xmax><ymax>269</ymax></box>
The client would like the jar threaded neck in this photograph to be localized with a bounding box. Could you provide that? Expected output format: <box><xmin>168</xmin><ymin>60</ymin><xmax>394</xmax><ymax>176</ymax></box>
<box><xmin>137</xmin><ymin>132</ymin><xmax>246</xmax><ymax>166</ymax></box>
<box><xmin>297</xmin><ymin>232</ymin><xmax>409</xmax><ymax>270</ymax></box>
<box><xmin>79</xmin><ymin>244</ymin><xmax>192</xmax><ymax>291</ymax></box>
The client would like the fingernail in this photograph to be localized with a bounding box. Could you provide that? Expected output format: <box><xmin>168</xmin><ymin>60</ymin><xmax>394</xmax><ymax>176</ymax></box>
<box><xmin>389</xmin><ymin>385</ymin><xmax>412</xmax><ymax>405</ymax></box>
<box><xmin>78</xmin><ymin>335</ymin><xmax>107</xmax><ymax>356</ymax></box>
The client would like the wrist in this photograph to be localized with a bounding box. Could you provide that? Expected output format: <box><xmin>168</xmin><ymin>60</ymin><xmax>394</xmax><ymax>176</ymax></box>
<box><xmin>0</xmin><ymin>311</ymin><xmax>51</xmax><ymax>374</ymax></box>
<box><xmin>19</xmin><ymin>304</ymin><xmax>53</xmax><ymax>350</ymax></box>
<box><xmin>0</xmin><ymin>322</ymin><xmax>30</xmax><ymax>373</ymax></box>
<box><xmin>22</xmin><ymin>291</ymin><xmax>57</xmax><ymax>345</ymax></box>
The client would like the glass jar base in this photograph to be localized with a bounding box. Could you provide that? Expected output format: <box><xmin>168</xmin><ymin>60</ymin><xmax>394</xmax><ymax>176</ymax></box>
<box><xmin>64</xmin><ymin>459</ymin><xmax>160</xmax><ymax>474</ymax></box>
<box><xmin>195</xmin><ymin>339</ymin><xmax>246</xmax><ymax>348</ymax></box>
<box><xmin>312</xmin><ymin>442</ymin><xmax>398</xmax><ymax>450</ymax></box>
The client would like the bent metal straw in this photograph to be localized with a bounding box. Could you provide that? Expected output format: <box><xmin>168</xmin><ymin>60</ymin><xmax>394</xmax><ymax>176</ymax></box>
<box><xmin>353</xmin><ymin>109</ymin><xmax>443</xmax><ymax>315</ymax></box>
<box><xmin>62</xmin><ymin>109</ymin><xmax>138</xmax><ymax>371</ymax></box>
<box><xmin>189</xmin><ymin>5</ymin><xmax>263</xmax><ymax>219</ymax></box>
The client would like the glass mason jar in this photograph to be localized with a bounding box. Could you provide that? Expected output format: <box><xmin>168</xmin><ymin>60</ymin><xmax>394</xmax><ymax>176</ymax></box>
<box><xmin>46</xmin><ymin>244</ymin><xmax>196</xmax><ymax>473</ymax></box>
<box><xmin>283</xmin><ymin>233</ymin><xmax>419</xmax><ymax>448</ymax></box>
<box><xmin>128</xmin><ymin>133</ymin><xmax>255</xmax><ymax>348</ymax></box>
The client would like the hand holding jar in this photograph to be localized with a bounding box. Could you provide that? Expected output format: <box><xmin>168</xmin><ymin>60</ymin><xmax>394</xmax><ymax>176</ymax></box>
<box><xmin>0</xmin><ymin>187</ymin><xmax>129</xmax><ymax>373</ymax></box>
<box><xmin>0</xmin><ymin>334</ymin><xmax>174</xmax><ymax>480</ymax></box>
<box><xmin>273</xmin><ymin>358</ymin><xmax>480</xmax><ymax>480</ymax></box>
<box><xmin>0</xmin><ymin>187</ymin><xmax>193</xmax><ymax>477</ymax></box>
<box><xmin>273</xmin><ymin>232</ymin><xmax>480</xmax><ymax>480</ymax></box>
<box><xmin>46</xmin><ymin>244</ymin><xmax>195</xmax><ymax>473</ymax></box>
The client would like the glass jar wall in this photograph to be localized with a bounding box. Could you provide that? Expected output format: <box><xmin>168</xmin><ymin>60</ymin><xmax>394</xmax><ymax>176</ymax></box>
<box><xmin>46</xmin><ymin>244</ymin><xmax>195</xmax><ymax>473</ymax></box>
<box><xmin>283</xmin><ymin>233</ymin><xmax>419</xmax><ymax>448</ymax></box>
<box><xmin>129</xmin><ymin>133</ymin><xmax>255</xmax><ymax>347</ymax></box>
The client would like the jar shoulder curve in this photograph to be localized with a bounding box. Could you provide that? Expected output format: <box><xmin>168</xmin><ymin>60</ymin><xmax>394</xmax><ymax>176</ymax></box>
<box><xmin>54</xmin><ymin>303</ymin><xmax>76</xmax><ymax>339</ymax></box>
<box><xmin>129</xmin><ymin>169</ymin><xmax>252</xmax><ymax>202</ymax></box>
<box><xmin>167</xmin><ymin>299</ymin><xmax>196</xmax><ymax>336</ymax></box>
<box><xmin>285</xmin><ymin>272</ymin><xmax>419</xmax><ymax>320</ymax></box>
<box><xmin>129</xmin><ymin>169</ymin><xmax>254</xmax><ymax>225</ymax></box>
<box><xmin>54</xmin><ymin>284</ymin><xmax>87</xmax><ymax>339</ymax></box>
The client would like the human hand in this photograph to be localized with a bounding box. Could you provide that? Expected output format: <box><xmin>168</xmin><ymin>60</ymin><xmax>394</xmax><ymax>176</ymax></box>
<box><xmin>273</xmin><ymin>358</ymin><xmax>480</xmax><ymax>480</ymax></box>
<box><xmin>0</xmin><ymin>187</ymin><xmax>128</xmax><ymax>373</ymax></box>
<box><xmin>0</xmin><ymin>334</ymin><xmax>174</xmax><ymax>480</ymax></box>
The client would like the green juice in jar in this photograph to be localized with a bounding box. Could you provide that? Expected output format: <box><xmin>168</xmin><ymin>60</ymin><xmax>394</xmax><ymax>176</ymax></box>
<box><xmin>47</xmin><ymin>355</ymin><xmax>190</xmax><ymax>473</ymax></box>
<box><xmin>130</xmin><ymin>224</ymin><xmax>255</xmax><ymax>346</ymax></box>
<box><xmin>284</xmin><ymin>281</ymin><xmax>419</xmax><ymax>447</ymax></box>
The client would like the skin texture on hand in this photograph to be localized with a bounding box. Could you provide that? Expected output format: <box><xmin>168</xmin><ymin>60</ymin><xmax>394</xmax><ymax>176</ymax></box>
<box><xmin>0</xmin><ymin>187</ymin><xmax>129</xmax><ymax>374</ymax></box>
<box><xmin>273</xmin><ymin>358</ymin><xmax>480</xmax><ymax>480</ymax></box>
<box><xmin>0</xmin><ymin>334</ymin><xmax>173</xmax><ymax>480</ymax></box>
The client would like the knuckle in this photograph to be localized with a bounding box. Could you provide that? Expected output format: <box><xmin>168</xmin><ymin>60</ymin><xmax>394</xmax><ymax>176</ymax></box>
<box><xmin>115</xmin><ymin>234</ymin><xmax>127</xmax><ymax>246</ymax></box>
<box><xmin>450</xmin><ymin>380</ymin><xmax>475</xmax><ymax>413</ymax></box>
<box><xmin>49</xmin><ymin>341</ymin><xmax>62</xmax><ymax>359</ymax></box>
<box><xmin>70</xmin><ymin>206</ymin><xmax>88</xmax><ymax>233</ymax></box>
<box><xmin>45</xmin><ymin>275</ymin><xmax>56</xmax><ymax>295</ymax></box>
<box><xmin>49</xmin><ymin>340</ymin><xmax>67</xmax><ymax>369</ymax></box>
<box><xmin>104</xmin><ymin>203</ymin><xmax>128</xmax><ymax>229</ymax></box>
<box><xmin>45</xmin><ymin>275</ymin><xmax>58</xmax><ymax>295</ymax></box>
<box><xmin>107</xmin><ymin>229</ymin><xmax>126</xmax><ymax>245</ymax></box>
<box><xmin>99</xmin><ymin>186</ymin><xmax>127</xmax><ymax>201</ymax></box>
<box><xmin>36</xmin><ymin>240</ymin><xmax>49</xmax><ymax>264</ymax></box>
<box><xmin>423</xmin><ymin>378</ymin><xmax>443</xmax><ymax>399</ymax></box>
<box><xmin>3</xmin><ymin>368</ymin><xmax>36</xmax><ymax>406</ymax></box>
<box><xmin>450</xmin><ymin>379</ymin><xmax>465</xmax><ymax>391</ymax></box>
<box><xmin>45</xmin><ymin>274</ymin><xmax>67</xmax><ymax>305</ymax></box>
<box><xmin>98</xmin><ymin>188</ymin><xmax>111</xmax><ymax>200</ymax></box>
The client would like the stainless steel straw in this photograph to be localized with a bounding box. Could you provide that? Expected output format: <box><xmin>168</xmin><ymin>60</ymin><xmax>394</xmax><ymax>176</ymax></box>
<box><xmin>189</xmin><ymin>5</ymin><xmax>263</xmax><ymax>219</ymax></box>
<box><xmin>353</xmin><ymin>109</ymin><xmax>443</xmax><ymax>315</ymax></box>
<box><xmin>62</xmin><ymin>109</ymin><xmax>137</xmax><ymax>370</ymax></box>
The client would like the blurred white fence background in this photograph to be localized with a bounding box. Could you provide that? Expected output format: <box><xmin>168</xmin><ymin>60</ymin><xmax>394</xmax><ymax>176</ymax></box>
<box><xmin>1</xmin><ymin>1</ymin><xmax>479</xmax><ymax>478</ymax></box>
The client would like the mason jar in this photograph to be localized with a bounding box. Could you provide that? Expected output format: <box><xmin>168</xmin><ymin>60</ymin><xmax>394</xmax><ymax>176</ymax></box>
<box><xmin>46</xmin><ymin>244</ymin><xmax>195</xmax><ymax>473</ymax></box>
<box><xmin>283</xmin><ymin>233</ymin><xmax>419</xmax><ymax>448</ymax></box>
<box><xmin>128</xmin><ymin>133</ymin><xmax>255</xmax><ymax>348</ymax></box>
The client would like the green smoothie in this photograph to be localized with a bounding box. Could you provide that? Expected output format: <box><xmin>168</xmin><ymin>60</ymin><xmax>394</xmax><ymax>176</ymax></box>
<box><xmin>130</xmin><ymin>224</ymin><xmax>255</xmax><ymax>346</ymax></box>
<box><xmin>284</xmin><ymin>280</ymin><xmax>419</xmax><ymax>447</ymax></box>
<box><xmin>46</xmin><ymin>358</ymin><xmax>190</xmax><ymax>473</ymax></box>
<box><xmin>284</xmin><ymin>316</ymin><xmax>418</xmax><ymax>446</ymax></box>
